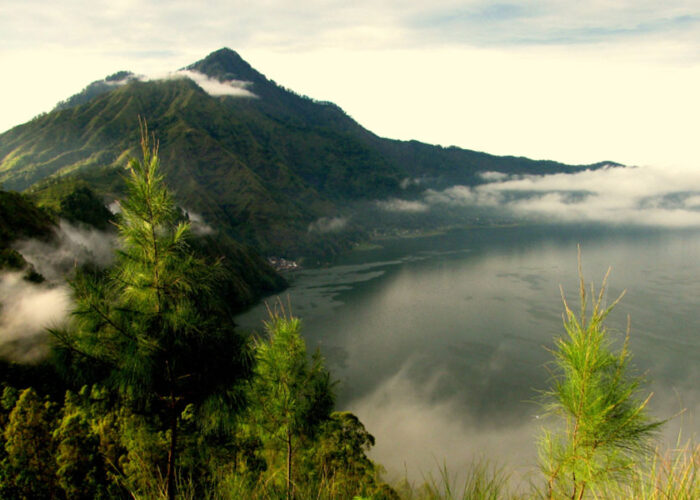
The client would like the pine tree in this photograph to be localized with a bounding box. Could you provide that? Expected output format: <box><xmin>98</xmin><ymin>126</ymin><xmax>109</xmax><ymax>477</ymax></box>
<box><xmin>539</xmin><ymin>255</ymin><xmax>662</xmax><ymax>499</ymax></box>
<box><xmin>53</xmin><ymin>391</ymin><xmax>107</xmax><ymax>499</ymax></box>
<box><xmin>3</xmin><ymin>387</ymin><xmax>57</xmax><ymax>499</ymax></box>
<box><xmin>250</xmin><ymin>305</ymin><xmax>334</xmax><ymax>500</ymax></box>
<box><xmin>52</xmin><ymin>120</ymin><xmax>251</xmax><ymax>500</ymax></box>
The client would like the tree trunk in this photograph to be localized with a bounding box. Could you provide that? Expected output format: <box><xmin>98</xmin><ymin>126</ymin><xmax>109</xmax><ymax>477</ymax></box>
<box><xmin>166</xmin><ymin>409</ymin><xmax>178</xmax><ymax>500</ymax></box>
<box><xmin>286</xmin><ymin>428</ymin><xmax>293</xmax><ymax>500</ymax></box>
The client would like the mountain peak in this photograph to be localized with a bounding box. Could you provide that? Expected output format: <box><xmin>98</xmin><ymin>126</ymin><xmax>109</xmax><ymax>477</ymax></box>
<box><xmin>185</xmin><ymin>48</ymin><xmax>266</xmax><ymax>84</ymax></box>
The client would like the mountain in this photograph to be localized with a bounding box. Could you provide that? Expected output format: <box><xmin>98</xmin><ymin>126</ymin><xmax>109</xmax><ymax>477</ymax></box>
<box><xmin>0</xmin><ymin>48</ymin><xmax>615</xmax><ymax>258</ymax></box>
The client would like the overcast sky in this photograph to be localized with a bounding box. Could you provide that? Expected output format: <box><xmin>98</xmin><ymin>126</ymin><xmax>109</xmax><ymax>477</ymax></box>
<box><xmin>2</xmin><ymin>1</ymin><xmax>699</xmax><ymax>168</ymax></box>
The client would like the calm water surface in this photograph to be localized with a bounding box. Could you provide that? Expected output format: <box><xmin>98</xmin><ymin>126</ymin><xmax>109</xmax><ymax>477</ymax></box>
<box><xmin>237</xmin><ymin>225</ymin><xmax>700</xmax><ymax>480</ymax></box>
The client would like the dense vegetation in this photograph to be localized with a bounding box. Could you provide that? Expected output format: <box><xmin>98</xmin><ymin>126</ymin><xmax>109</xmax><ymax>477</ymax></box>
<box><xmin>0</xmin><ymin>48</ymin><xmax>614</xmax><ymax>258</ymax></box>
<box><xmin>0</xmin><ymin>130</ymin><xmax>392</xmax><ymax>499</ymax></box>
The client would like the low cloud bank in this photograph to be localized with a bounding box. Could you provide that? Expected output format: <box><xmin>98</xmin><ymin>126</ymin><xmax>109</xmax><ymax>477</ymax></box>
<box><xmin>376</xmin><ymin>198</ymin><xmax>429</xmax><ymax>213</ymax></box>
<box><xmin>308</xmin><ymin>216</ymin><xmax>349</xmax><ymax>233</ymax></box>
<box><xmin>349</xmin><ymin>362</ymin><xmax>539</xmax><ymax>484</ymax></box>
<box><xmin>386</xmin><ymin>164</ymin><xmax>700</xmax><ymax>227</ymax></box>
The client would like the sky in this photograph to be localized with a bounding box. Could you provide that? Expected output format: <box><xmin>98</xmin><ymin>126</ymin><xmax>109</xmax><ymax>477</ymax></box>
<box><xmin>2</xmin><ymin>1</ymin><xmax>700</xmax><ymax>169</ymax></box>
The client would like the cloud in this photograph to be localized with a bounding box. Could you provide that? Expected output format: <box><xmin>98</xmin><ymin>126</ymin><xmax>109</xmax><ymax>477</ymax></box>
<box><xmin>0</xmin><ymin>273</ymin><xmax>70</xmax><ymax>361</ymax></box>
<box><xmin>15</xmin><ymin>221</ymin><xmax>117</xmax><ymax>282</ymax></box>
<box><xmin>107</xmin><ymin>200</ymin><xmax>121</xmax><ymax>214</ymax></box>
<box><xmin>410</xmin><ymin>1</ymin><xmax>700</xmax><ymax>47</ymax></box>
<box><xmin>308</xmin><ymin>216</ymin><xmax>349</xmax><ymax>233</ymax></box>
<box><xmin>184</xmin><ymin>209</ymin><xmax>214</xmax><ymax>236</ymax></box>
<box><xmin>0</xmin><ymin>220</ymin><xmax>118</xmax><ymax>361</ymax></box>
<box><xmin>5</xmin><ymin>1</ymin><xmax>700</xmax><ymax>54</ymax></box>
<box><xmin>424</xmin><ymin>184</ymin><xmax>503</xmax><ymax>207</ymax></box>
<box><xmin>423</xmin><ymin>164</ymin><xmax>700</xmax><ymax>227</ymax></box>
<box><xmin>376</xmin><ymin>198</ymin><xmax>429</xmax><ymax>213</ymax></box>
<box><xmin>170</xmin><ymin>70</ymin><xmax>257</xmax><ymax>98</ymax></box>
<box><xmin>479</xmin><ymin>171</ymin><xmax>512</xmax><ymax>182</ymax></box>
<box><xmin>349</xmin><ymin>361</ymin><xmax>539</xmax><ymax>483</ymax></box>
<box><xmin>132</xmin><ymin>70</ymin><xmax>257</xmax><ymax>98</ymax></box>
<box><xmin>399</xmin><ymin>177</ymin><xmax>425</xmax><ymax>189</ymax></box>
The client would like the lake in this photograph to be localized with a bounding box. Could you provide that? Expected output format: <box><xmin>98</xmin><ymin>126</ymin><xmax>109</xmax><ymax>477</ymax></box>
<box><xmin>236</xmin><ymin>224</ymin><xmax>700</xmax><ymax>482</ymax></box>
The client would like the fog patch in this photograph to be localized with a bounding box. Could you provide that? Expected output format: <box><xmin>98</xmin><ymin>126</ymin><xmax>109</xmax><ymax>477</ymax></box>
<box><xmin>107</xmin><ymin>200</ymin><xmax>121</xmax><ymax>214</ymax></box>
<box><xmin>308</xmin><ymin>216</ymin><xmax>348</xmax><ymax>233</ymax></box>
<box><xmin>376</xmin><ymin>198</ymin><xmax>429</xmax><ymax>213</ymax></box>
<box><xmin>424</xmin><ymin>185</ymin><xmax>503</xmax><ymax>207</ymax></box>
<box><xmin>399</xmin><ymin>177</ymin><xmax>425</xmax><ymax>189</ymax></box>
<box><xmin>480</xmin><ymin>171</ymin><xmax>512</xmax><ymax>182</ymax></box>
<box><xmin>1</xmin><ymin>220</ymin><xmax>117</xmax><ymax>360</ymax></box>
<box><xmin>15</xmin><ymin>221</ymin><xmax>116</xmax><ymax>282</ymax></box>
<box><xmin>176</xmin><ymin>70</ymin><xmax>257</xmax><ymax>98</ymax></box>
<box><xmin>348</xmin><ymin>362</ymin><xmax>539</xmax><ymax>484</ymax></box>
<box><xmin>184</xmin><ymin>209</ymin><xmax>214</xmax><ymax>236</ymax></box>
<box><xmin>138</xmin><ymin>70</ymin><xmax>257</xmax><ymax>98</ymax></box>
<box><xmin>0</xmin><ymin>273</ymin><xmax>70</xmax><ymax>361</ymax></box>
<box><xmin>425</xmin><ymin>165</ymin><xmax>700</xmax><ymax>227</ymax></box>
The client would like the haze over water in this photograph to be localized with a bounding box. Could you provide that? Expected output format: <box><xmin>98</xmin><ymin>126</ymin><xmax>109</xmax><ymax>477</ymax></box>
<box><xmin>237</xmin><ymin>225</ymin><xmax>700</xmax><ymax>482</ymax></box>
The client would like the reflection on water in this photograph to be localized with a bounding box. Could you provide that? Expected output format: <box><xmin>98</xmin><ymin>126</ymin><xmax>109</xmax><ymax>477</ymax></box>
<box><xmin>236</xmin><ymin>225</ymin><xmax>700</xmax><ymax>480</ymax></box>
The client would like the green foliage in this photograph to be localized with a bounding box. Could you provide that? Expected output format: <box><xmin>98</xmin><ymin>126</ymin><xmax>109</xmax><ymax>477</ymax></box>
<box><xmin>53</xmin><ymin>391</ymin><xmax>108</xmax><ymax>499</ymax></box>
<box><xmin>0</xmin><ymin>190</ymin><xmax>55</xmax><ymax>247</ymax></box>
<box><xmin>59</xmin><ymin>185</ymin><xmax>114</xmax><ymax>229</ymax></box>
<box><xmin>539</xmin><ymin>257</ymin><xmax>662</xmax><ymax>499</ymax></box>
<box><xmin>2</xmin><ymin>387</ymin><xmax>57</xmax><ymax>499</ymax></box>
<box><xmin>250</xmin><ymin>307</ymin><xmax>335</xmax><ymax>498</ymax></box>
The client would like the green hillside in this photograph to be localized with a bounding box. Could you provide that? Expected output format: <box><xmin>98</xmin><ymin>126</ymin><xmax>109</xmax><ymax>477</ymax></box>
<box><xmin>0</xmin><ymin>48</ymin><xmax>615</xmax><ymax>258</ymax></box>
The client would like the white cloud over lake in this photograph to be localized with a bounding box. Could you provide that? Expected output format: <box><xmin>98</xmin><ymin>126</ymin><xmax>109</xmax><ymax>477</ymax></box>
<box><xmin>376</xmin><ymin>198</ymin><xmax>429</xmax><ymax>213</ymax></box>
<box><xmin>425</xmin><ymin>165</ymin><xmax>700</xmax><ymax>227</ymax></box>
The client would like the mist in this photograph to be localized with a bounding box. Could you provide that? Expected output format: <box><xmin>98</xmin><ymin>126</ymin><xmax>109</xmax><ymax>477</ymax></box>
<box><xmin>0</xmin><ymin>221</ymin><xmax>117</xmax><ymax>361</ymax></box>
<box><xmin>349</xmin><ymin>362</ymin><xmax>541</xmax><ymax>485</ymax></box>
<box><xmin>184</xmin><ymin>209</ymin><xmax>214</xmax><ymax>236</ymax></box>
<box><xmin>415</xmin><ymin>164</ymin><xmax>700</xmax><ymax>227</ymax></box>
<box><xmin>15</xmin><ymin>221</ymin><xmax>116</xmax><ymax>282</ymax></box>
<box><xmin>173</xmin><ymin>70</ymin><xmax>258</xmax><ymax>98</ymax></box>
<box><xmin>135</xmin><ymin>70</ymin><xmax>257</xmax><ymax>98</ymax></box>
<box><xmin>0</xmin><ymin>273</ymin><xmax>70</xmax><ymax>361</ymax></box>
<box><xmin>308</xmin><ymin>216</ymin><xmax>349</xmax><ymax>233</ymax></box>
<box><xmin>376</xmin><ymin>198</ymin><xmax>429</xmax><ymax>213</ymax></box>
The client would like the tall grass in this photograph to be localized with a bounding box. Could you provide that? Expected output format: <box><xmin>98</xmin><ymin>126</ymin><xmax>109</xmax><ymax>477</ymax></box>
<box><xmin>591</xmin><ymin>439</ymin><xmax>699</xmax><ymax>500</ymax></box>
<box><xmin>391</xmin><ymin>459</ymin><xmax>520</xmax><ymax>500</ymax></box>
<box><xmin>387</xmin><ymin>441</ymin><xmax>697</xmax><ymax>499</ymax></box>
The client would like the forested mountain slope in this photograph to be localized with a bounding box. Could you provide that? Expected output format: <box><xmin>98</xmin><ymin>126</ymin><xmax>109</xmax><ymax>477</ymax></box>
<box><xmin>0</xmin><ymin>48</ymin><xmax>615</xmax><ymax>257</ymax></box>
